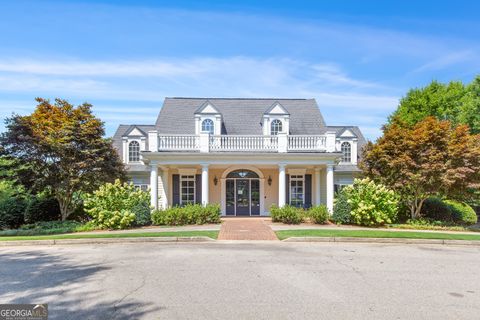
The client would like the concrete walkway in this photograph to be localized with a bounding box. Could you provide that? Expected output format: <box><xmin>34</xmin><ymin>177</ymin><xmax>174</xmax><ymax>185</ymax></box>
<box><xmin>218</xmin><ymin>218</ymin><xmax>278</xmax><ymax>240</ymax></box>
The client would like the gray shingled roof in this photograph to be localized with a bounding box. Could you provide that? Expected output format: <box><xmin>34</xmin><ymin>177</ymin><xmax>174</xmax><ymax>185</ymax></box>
<box><xmin>155</xmin><ymin>98</ymin><xmax>327</xmax><ymax>135</ymax></box>
<box><xmin>326</xmin><ymin>125</ymin><xmax>367</xmax><ymax>155</ymax></box>
<box><xmin>112</xmin><ymin>124</ymin><xmax>157</xmax><ymax>154</ymax></box>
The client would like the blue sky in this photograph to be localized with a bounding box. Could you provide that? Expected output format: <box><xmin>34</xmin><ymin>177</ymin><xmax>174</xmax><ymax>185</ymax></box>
<box><xmin>0</xmin><ymin>0</ymin><xmax>479</xmax><ymax>140</ymax></box>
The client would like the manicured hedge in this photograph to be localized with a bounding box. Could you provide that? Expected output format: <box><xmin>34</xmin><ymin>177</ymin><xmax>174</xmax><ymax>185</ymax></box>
<box><xmin>151</xmin><ymin>203</ymin><xmax>221</xmax><ymax>226</ymax></box>
<box><xmin>422</xmin><ymin>197</ymin><xmax>477</xmax><ymax>225</ymax></box>
<box><xmin>270</xmin><ymin>205</ymin><xmax>329</xmax><ymax>224</ymax></box>
<box><xmin>24</xmin><ymin>197</ymin><xmax>61</xmax><ymax>223</ymax></box>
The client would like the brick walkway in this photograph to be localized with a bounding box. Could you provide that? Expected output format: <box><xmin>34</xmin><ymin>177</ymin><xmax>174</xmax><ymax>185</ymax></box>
<box><xmin>218</xmin><ymin>218</ymin><xmax>279</xmax><ymax>240</ymax></box>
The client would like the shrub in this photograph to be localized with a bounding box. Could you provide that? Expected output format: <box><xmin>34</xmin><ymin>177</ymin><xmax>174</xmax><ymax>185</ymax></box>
<box><xmin>132</xmin><ymin>202</ymin><xmax>151</xmax><ymax>226</ymax></box>
<box><xmin>0</xmin><ymin>197</ymin><xmax>27</xmax><ymax>229</ymax></box>
<box><xmin>445</xmin><ymin>200</ymin><xmax>478</xmax><ymax>225</ymax></box>
<box><xmin>270</xmin><ymin>205</ymin><xmax>304</xmax><ymax>224</ymax></box>
<box><xmin>306</xmin><ymin>205</ymin><xmax>329</xmax><ymax>224</ymax></box>
<box><xmin>24</xmin><ymin>197</ymin><xmax>61</xmax><ymax>223</ymax></box>
<box><xmin>332</xmin><ymin>190</ymin><xmax>351</xmax><ymax>224</ymax></box>
<box><xmin>346</xmin><ymin>178</ymin><xmax>399</xmax><ymax>226</ymax></box>
<box><xmin>421</xmin><ymin>198</ymin><xmax>478</xmax><ymax>225</ymax></box>
<box><xmin>84</xmin><ymin>180</ymin><xmax>151</xmax><ymax>230</ymax></box>
<box><xmin>151</xmin><ymin>203</ymin><xmax>221</xmax><ymax>226</ymax></box>
<box><xmin>421</xmin><ymin>197</ymin><xmax>453</xmax><ymax>222</ymax></box>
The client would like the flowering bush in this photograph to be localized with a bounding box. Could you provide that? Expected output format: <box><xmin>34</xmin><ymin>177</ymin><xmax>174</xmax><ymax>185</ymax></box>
<box><xmin>84</xmin><ymin>180</ymin><xmax>150</xmax><ymax>229</ymax></box>
<box><xmin>345</xmin><ymin>178</ymin><xmax>399</xmax><ymax>226</ymax></box>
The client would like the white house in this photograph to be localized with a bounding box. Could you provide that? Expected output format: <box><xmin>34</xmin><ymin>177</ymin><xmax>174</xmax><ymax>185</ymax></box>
<box><xmin>113</xmin><ymin>98</ymin><xmax>366</xmax><ymax>216</ymax></box>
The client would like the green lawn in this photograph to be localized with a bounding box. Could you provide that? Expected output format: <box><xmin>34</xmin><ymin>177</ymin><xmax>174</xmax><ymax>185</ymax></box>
<box><xmin>275</xmin><ymin>229</ymin><xmax>480</xmax><ymax>241</ymax></box>
<box><xmin>0</xmin><ymin>230</ymin><xmax>219</xmax><ymax>241</ymax></box>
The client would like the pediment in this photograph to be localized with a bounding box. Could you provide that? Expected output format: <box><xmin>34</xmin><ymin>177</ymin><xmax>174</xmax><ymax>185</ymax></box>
<box><xmin>195</xmin><ymin>100</ymin><xmax>221</xmax><ymax>114</ymax></box>
<box><xmin>124</xmin><ymin>126</ymin><xmax>146</xmax><ymax>137</ymax></box>
<box><xmin>264</xmin><ymin>101</ymin><xmax>289</xmax><ymax>115</ymax></box>
<box><xmin>339</xmin><ymin>128</ymin><xmax>357</xmax><ymax>138</ymax></box>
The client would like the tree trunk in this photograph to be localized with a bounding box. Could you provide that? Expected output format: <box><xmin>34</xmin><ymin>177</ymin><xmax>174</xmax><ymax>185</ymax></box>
<box><xmin>57</xmin><ymin>194</ymin><xmax>73</xmax><ymax>221</ymax></box>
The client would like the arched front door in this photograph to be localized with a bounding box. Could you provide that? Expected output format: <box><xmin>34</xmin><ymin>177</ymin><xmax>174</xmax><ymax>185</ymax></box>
<box><xmin>225</xmin><ymin>169</ymin><xmax>260</xmax><ymax>216</ymax></box>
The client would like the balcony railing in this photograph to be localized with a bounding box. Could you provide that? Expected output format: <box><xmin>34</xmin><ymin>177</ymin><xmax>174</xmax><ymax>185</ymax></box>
<box><xmin>209</xmin><ymin>135</ymin><xmax>278</xmax><ymax>152</ymax></box>
<box><xmin>150</xmin><ymin>133</ymin><xmax>336</xmax><ymax>153</ymax></box>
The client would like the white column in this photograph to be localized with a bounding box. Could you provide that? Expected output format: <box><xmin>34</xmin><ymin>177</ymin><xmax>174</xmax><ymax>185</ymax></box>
<box><xmin>260</xmin><ymin>178</ymin><xmax>265</xmax><ymax>215</ymax></box>
<box><xmin>160</xmin><ymin>168</ymin><xmax>169</xmax><ymax>208</ymax></box>
<box><xmin>150</xmin><ymin>163</ymin><xmax>158</xmax><ymax>209</ymax></box>
<box><xmin>201</xmin><ymin>164</ymin><xmax>209</xmax><ymax>206</ymax></box>
<box><xmin>220</xmin><ymin>178</ymin><xmax>226</xmax><ymax>215</ymax></box>
<box><xmin>326</xmin><ymin>164</ymin><xmax>334</xmax><ymax>213</ymax></box>
<box><xmin>315</xmin><ymin>167</ymin><xmax>321</xmax><ymax>205</ymax></box>
<box><xmin>278</xmin><ymin>164</ymin><xmax>286</xmax><ymax>207</ymax></box>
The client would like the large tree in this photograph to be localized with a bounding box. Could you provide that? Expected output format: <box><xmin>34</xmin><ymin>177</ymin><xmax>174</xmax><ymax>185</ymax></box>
<box><xmin>361</xmin><ymin>117</ymin><xmax>480</xmax><ymax>219</ymax></box>
<box><xmin>0</xmin><ymin>98</ymin><xmax>126</xmax><ymax>220</ymax></box>
<box><xmin>389</xmin><ymin>76</ymin><xmax>480</xmax><ymax>134</ymax></box>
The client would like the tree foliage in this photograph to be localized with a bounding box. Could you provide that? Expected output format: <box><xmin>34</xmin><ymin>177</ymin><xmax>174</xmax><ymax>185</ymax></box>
<box><xmin>0</xmin><ymin>98</ymin><xmax>126</xmax><ymax>220</ymax></box>
<box><xmin>361</xmin><ymin>117</ymin><xmax>480</xmax><ymax>218</ymax></box>
<box><xmin>389</xmin><ymin>76</ymin><xmax>480</xmax><ymax>134</ymax></box>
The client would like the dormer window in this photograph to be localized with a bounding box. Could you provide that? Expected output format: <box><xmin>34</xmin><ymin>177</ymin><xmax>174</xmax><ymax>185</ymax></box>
<box><xmin>270</xmin><ymin>119</ymin><xmax>282</xmax><ymax>135</ymax></box>
<box><xmin>341</xmin><ymin>142</ymin><xmax>351</xmax><ymax>163</ymax></box>
<box><xmin>201</xmin><ymin>119</ymin><xmax>214</xmax><ymax>134</ymax></box>
<box><xmin>129</xmin><ymin>141</ymin><xmax>140</xmax><ymax>162</ymax></box>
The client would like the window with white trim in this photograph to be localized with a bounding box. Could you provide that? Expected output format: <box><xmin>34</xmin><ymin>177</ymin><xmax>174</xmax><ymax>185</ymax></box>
<box><xmin>341</xmin><ymin>142</ymin><xmax>351</xmax><ymax>163</ymax></box>
<box><xmin>180</xmin><ymin>175</ymin><xmax>195</xmax><ymax>205</ymax></box>
<box><xmin>270</xmin><ymin>119</ymin><xmax>282</xmax><ymax>135</ymax></box>
<box><xmin>134</xmin><ymin>184</ymin><xmax>149</xmax><ymax>192</ymax></box>
<box><xmin>128</xmin><ymin>141</ymin><xmax>140</xmax><ymax>162</ymax></box>
<box><xmin>201</xmin><ymin>119</ymin><xmax>214</xmax><ymax>134</ymax></box>
<box><xmin>289</xmin><ymin>175</ymin><xmax>304</xmax><ymax>208</ymax></box>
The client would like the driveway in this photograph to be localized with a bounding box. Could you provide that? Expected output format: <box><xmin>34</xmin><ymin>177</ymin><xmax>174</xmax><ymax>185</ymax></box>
<box><xmin>1</xmin><ymin>242</ymin><xmax>479</xmax><ymax>319</ymax></box>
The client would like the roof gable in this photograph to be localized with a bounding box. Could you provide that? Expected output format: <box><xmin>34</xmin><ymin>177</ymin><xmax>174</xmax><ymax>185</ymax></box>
<box><xmin>264</xmin><ymin>101</ymin><xmax>289</xmax><ymax>115</ymax></box>
<box><xmin>123</xmin><ymin>126</ymin><xmax>147</xmax><ymax>137</ymax></box>
<box><xmin>194</xmin><ymin>100</ymin><xmax>221</xmax><ymax>114</ymax></box>
<box><xmin>338</xmin><ymin>128</ymin><xmax>357</xmax><ymax>138</ymax></box>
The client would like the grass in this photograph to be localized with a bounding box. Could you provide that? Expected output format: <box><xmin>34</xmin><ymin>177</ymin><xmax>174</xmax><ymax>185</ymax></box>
<box><xmin>0</xmin><ymin>230</ymin><xmax>219</xmax><ymax>241</ymax></box>
<box><xmin>0</xmin><ymin>221</ymin><xmax>96</xmax><ymax>237</ymax></box>
<box><xmin>275</xmin><ymin>229</ymin><xmax>480</xmax><ymax>241</ymax></box>
<box><xmin>388</xmin><ymin>223</ymin><xmax>480</xmax><ymax>232</ymax></box>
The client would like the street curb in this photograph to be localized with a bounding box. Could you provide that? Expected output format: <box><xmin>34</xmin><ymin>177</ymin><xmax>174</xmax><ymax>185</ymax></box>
<box><xmin>282</xmin><ymin>236</ymin><xmax>480</xmax><ymax>246</ymax></box>
<box><xmin>0</xmin><ymin>236</ymin><xmax>215</xmax><ymax>247</ymax></box>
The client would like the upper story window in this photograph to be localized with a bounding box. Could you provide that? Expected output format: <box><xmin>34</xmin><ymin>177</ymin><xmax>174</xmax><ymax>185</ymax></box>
<box><xmin>341</xmin><ymin>142</ymin><xmax>351</xmax><ymax>163</ymax></box>
<box><xmin>128</xmin><ymin>141</ymin><xmax>140</xmax><ymax>162</ymax></box>
<box><xmin>201</xmin><ymin>119</ymin><xmax>214</xmax><ymax>134</ymax></box>
<box><xmin>270</xmin><ymin>119</ymin><xmax>282</xmax><ymax>135</ymax></box>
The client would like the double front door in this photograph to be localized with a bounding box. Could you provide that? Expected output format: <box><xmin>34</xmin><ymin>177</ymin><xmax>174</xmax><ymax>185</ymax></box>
<box><xmin>226</xmin><ymin>179</ymin><xmax>260</xmax><ymax>216</ymax></box>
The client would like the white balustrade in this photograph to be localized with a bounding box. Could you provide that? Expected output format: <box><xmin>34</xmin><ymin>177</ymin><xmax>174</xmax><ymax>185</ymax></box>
<box><xmin>209</xmin><ymin>135</ymin><xmax>278</xmax><ymax>152</ymax></box>
<box><xmin>157</xmin><ymin>135</ymin><xmax>199</xmax><ymax>151</ymax></box>
<box><xmin>156</xmin><ymin>134</ymin><xmax>330</xmax><ymax>152</ymax></box>
<box><xmin>287</xmin><ymin>135</ymin><xmax>327</xmax><ymax>151</ymax></box>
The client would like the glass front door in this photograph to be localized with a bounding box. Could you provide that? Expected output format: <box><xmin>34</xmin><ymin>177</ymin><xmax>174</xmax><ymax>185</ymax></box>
<box><xmin>225</xmin><ymin>178</ymin><xmax>260</xmax><ymax>216</ymax></box>
<box><xmin>235</xmin><ymin>179</ymin><xmax>250</xmax><ymax>215</ymax></box>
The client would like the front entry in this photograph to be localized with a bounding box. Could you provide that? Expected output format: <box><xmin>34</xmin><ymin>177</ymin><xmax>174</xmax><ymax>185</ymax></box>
<box><xmin>225</xmin><ymin>170</ymin><xmax>260</xmax><ymax>216</ymax></box>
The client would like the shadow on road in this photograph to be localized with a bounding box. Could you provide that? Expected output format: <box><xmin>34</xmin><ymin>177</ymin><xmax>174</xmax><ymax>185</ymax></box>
<box><xmin>0</xmin><ymin>250</ymin><xmax>161</xmax><ymax>319</ymax></box>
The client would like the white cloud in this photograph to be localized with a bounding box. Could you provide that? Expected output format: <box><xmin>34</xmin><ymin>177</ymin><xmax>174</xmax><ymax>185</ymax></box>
<box><xmin>413</xmin><ymin>50</ymin><xmax>478</xmax><ymax>72</ymax></box>
<box><xmin>0</xmin><ymin>56</ymin><xmax>400</xmax><ymax>140</ymax></box>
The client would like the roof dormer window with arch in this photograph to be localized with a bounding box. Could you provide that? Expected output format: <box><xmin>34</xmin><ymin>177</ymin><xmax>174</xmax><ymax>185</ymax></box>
<box><xmin>262</xmin><ymin>101</ymin><xmax>290</xmax><ymax>136</ymax></box>
<box><xmin>194</xmin><ymin>101</ymin><xmax>222</xmax><ymax>135</ymax></box>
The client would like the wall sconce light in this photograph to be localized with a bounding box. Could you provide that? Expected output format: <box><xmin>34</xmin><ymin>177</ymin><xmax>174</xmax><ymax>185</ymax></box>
<box><xmin>213</xmin><ymin>176</ymin><xmax>218</xmax><ymax>186</ymax></box>
<box><xmin>268</xmin><ymin>175</ymin><xmax>272</xmax><ymax>186</ymax></box>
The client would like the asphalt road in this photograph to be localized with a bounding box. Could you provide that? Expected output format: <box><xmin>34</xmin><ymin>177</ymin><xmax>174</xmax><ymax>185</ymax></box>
<box><xmin>0</xmin><ymin>242</ymin><xmax>479</xmax><ymax>320</ymax></box>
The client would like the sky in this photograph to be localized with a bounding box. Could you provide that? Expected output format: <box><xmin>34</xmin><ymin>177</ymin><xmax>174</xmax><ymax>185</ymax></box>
<box><xmin>0</xmin><ymin>0</ymin><xmax>479</xmax><ymax>140</ymax></box>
